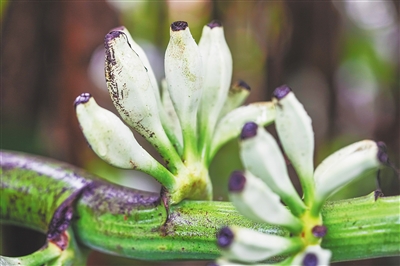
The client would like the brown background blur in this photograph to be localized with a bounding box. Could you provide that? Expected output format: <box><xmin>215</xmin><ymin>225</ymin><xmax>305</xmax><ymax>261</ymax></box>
<box><xmin>1</xmin><ymin>1</ymin><xmax>399</xmax><ymax>265</ymax></box>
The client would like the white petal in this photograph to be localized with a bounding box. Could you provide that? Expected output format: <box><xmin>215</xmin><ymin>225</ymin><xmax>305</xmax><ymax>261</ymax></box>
<box><xmin>218</xmin><ymin>226</ymin><xmax>302</xmax><ymax>263</ymax></box>
<box><xmin>229</xmin><ymin>171</ymin><xmax>303</xmax><ymax>233</ymax></box>
<box><xmin>165</xmin><ymin>21</ymin><xmax>203</xmax><ymax>160</ymax></box>
<box><xmin>313</xmin><ymin>140</ymin><xmax>381</xmax><ymax>213</ymax></box>
<box><xmin>197</xmin><ymin>21</ymin><xmax>233</xmax><ymax>157</ymax></box>
<box><xmin>240</xmin><ymin>122</ymin><xmax>306</xmax><ymax>216</ymax></box>
<box><xmin>218</xmin><ymin>80</ymin><xmax>251</xmax><ymax>120</ymax></box>
<box><xmin>273</xmin><ymin>85</ymin><xmax>315</xmax><ymax>204</ymax></box>
<box><xmin>210</xmin><ymin>102</ymin><xmax>275</xmax><ymax>163</ymax></box>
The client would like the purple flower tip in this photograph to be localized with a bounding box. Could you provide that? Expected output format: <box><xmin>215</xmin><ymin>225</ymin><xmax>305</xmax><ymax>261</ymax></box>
<box><xmin>376</xmin><ymin>141</ymin><xmax>389</xmax><ymax>165</ymax></box>
<box><xmin>303</xmin><ymin>253</ymin><xmax>318</xmax><ymax>266</ymax></box>
<box><xmin>105</xmin><ymin>30</ymin><xmax>123</xmax><ymax>44</ymax></box>
<box><xmin>228</xmin><ymin>171</ymin><xmax>247</xmax><ymax>192</ymax></box>
<box><xmin>312</xmin><ymin>225</ymin><xmax>327</xmax><ymax>238</ymax></box>
<box><xmin>273</xmin><ymin>84</ymin><xmax>292</xmax><ymax>100</ymax></box>
<box><xmin>207</xmin><ymin>20</ymin><xmax>222</xmax><ymax>29</ymax></box>
<box><xmin>74</xmin><ymin>93</ymin><xmax>92</xmax><ymax>108</ymax></box>
<box><xmin>240</xmin><ymin>122</ymin><xmax>258</xmax><ymax>140</ymax></box>
<box><xmin>171</xmin><ymin>21</ymin><xmax>188</xmax><ymax>32</ymax></box>
<box><xmin>217</xmin><ymin>227</ymin><xmax>234</xmax><ymax>248</ymax></box>
<box><xmin>237</xmin><ymin>80</ymin><xmax>251</xmax><ymax>91</ymax></box>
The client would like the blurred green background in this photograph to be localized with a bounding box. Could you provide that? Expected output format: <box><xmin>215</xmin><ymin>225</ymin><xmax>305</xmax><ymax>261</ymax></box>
<box><xmin>1</xmin><ymin>0</ymin><xmax>399</xmax><ymax>265</ymax></box>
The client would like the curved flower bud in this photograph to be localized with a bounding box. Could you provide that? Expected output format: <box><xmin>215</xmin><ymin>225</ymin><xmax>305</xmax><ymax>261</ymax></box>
<box><xmin>104</xmin><ymin>30</ymin><xmax>182</xmax><ymax>173</ymax></box>
<box><xmin>217</xmin><ymin>226</ymin><xmax>303</xmax><ymax>263</ymax></box>
<box><xmin>165</xmin><ymin>21</ymin><xmax>203</xmax><ymax>161</ymax></box>
<box><xmin>312</xmin><ymin>140</ymin><xmax>382</xmax><ymax>214</ymax></box>
<box><xmin>273</xmin><ymin>85</ymin><xmax>315</xmax><ymax>205</ymax></box>
<box><xmin>290</xmin><ymin>245</ymin><xmax>331</xmax><ymax>266</ymax></box>
<box><xmin>74</xmin><ymin>94</ymin><xmax>175</xmax><ymax>189</ymax></box>
<box><xmin>239</xmin><ymin>122</ymin><xmax>306</xmax><ymax>216</ymax></box>
<box><xmin>197</xmin><ymin>20</ymin><xmax>233</xmax><ymax>156</ymax></box>
<box><xmin>209</xmin><ymin>102</ymin><xmax>275</xmax><ymax>163</ymax></box>
<box><xmin>218</xmin><ymin>80</ymin><xmax>251</xmax><ymax>120</ymax></box>
<box><xmin>228</xmin><ymin>171</ymin><xmax>303</xmax><ymax>233</ymax></box>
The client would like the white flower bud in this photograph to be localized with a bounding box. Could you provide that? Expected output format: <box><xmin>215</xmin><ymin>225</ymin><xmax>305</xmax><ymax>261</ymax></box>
<box><xmin>217</xmin><ymin>226</ymin><xmax>302</xmax><ymax>263</ymax></box>
<box><xmin>273</xmin><ymin>85</ymin><xmax>315</xmax><ymax>204</ymax></box>
<box><xmin>74</xmin><ymin>94</ymin><xmax>174</xmax><ymax>188</ymax></box>
<box><xmin>210</xmin><ymin>102</ymin><xmax>275</xmax><ymax>163</ymax></box>
<box><xmin>228</xmin><ymin>171</ymin><xmax>303</xmax><ymax>233</ymax></box>
<box><xmin>290</xmin><ymin>245</ymin><xmax>332</xmax><ymax>266</ymax></box>
<box><xmin>197</xmin><ymin>21</ymin><xmax>232</xmax><ymax>156</ymax></box>
<box><xmin>313</xmin><ymin>140</ymin><xmax>381</xmax><ymax>213</ymax></box>
<box><xmin>218</xmin><ymin>80</ymin><xmax>251</xmax><ymax>120</ymax></box>
<box><xmin>239</xmin><ymin>122</ymin><xmax>306</xmax><ymax>216</ymax></box>
<box><xmin>105</xmin><ymin>29</ymin><xmax>182</xmax><ymax>172</ymax></box>
<box><xmin>165</xmin><ymin>21</ymin><xmax>203</xmax><ymax>160</ymax></box>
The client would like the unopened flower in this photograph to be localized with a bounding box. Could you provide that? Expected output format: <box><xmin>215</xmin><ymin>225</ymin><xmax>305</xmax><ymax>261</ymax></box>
<box><xmin>216</xmin><ymin>85</ymin><xmax>391</xmax><ymax>265</ymax></box>
<box><xmin>75</xmin><ymin>20</ymin><xmax>275</xmax><ymax>204</ymax></box>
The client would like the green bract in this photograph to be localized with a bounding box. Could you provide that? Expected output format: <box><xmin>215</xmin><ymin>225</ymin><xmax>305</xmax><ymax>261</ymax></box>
<box><xmin>216</xmin><ymin>85</ymin><xmax>389</xmax><ymax>265</ymax></box>
<box><xmin>74</xmin><ymin>20</ymin><xmax>276</xmax><ymax>204</ymax></box>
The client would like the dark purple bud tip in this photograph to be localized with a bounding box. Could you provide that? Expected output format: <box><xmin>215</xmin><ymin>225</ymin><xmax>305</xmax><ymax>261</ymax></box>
<box><xmin>228</xmin><ymin>171</ymin><xmax>247</xmax><ymax>192</ymax></box>
<box><xmin>240</xmin><ymin>122</ymin><xmax>258</xmax><ymax>140</ymax></box>
<box><xmin>312</xmin><ymin>225</ymin><xmax>327</xmax><ymax>238</ymax></box>
<box><xmin>217</xmin><ymin>227</ymin><xmax>234</xmax><ymax>248</ymax></box>
<box><xmin>376</xmin><ymin>141</ymin><xmax>389</xmax><ymax>165</ymax></box>
<box><xmin>111</xmin><ymin>26</ymin><xmax>125</xmax><ymax>32</ymax></box>
<box><xmin>207</xmin><ymin>20</ymin><xmax>222</xmax><ymax>29</ymax></box>
<box><xmin>237</xmin><ymin>80</ymin><xmax>251</xmax><ymax>91</ymax></box>
<box><xmin>303</xmin><ymin>253</ymin><xmax>318</xmax><ymax>266</ymax></box>
<box><xmin>74</xmin><ymin>93</ymin><xmax>92</xmax><ymax>108</ymax></box>
<box><xmin>171</xmin><ymin>21</ymin><xmax>188</xmax><ymax>31</ymax></box>
<box><xmin>105</xmin><ymin>30</ymin><xmax>123</xmax><ymax>44</ymax></box>
<box><xmin>273</xmin><ymin>84</ymin><xmax>292</xmax><ymax>100</ymax></box>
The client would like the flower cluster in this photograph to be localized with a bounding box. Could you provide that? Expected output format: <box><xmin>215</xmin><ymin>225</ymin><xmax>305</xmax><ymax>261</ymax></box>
<box><xmin>74</xmin><ymin>20</ymin><xmax>275</xmax><ymax>204</ymax></box>
<box><xmin>215</xmin><ymin>85</ymin><xmax>390</xmax><ymax>265</ymax></box>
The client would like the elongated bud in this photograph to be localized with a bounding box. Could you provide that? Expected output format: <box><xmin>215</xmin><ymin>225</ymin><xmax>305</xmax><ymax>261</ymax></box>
<box><xmin>209</xmin><ymin>102</ymin><xmax>275</xmax><ymax>162</ymax></box>
<box><xmin>313</xmin><ymin>140</ymin><xmax>382</xmax><ymax>211</ymax></box>
<box><xmin>105</xmin><ymin>29</ymin><xmax>182</xmax><ymax>172</ymax></box>
<box><xmin>228</xmin><ymin>171</ymin><xmax>303</xmax><ymax>232</ymax></box>
<box><xmin>218</xmin><ymin>80</ymin><xmax>251</xmax><ymax>119</ymax></box>
<box><xmin>75</xmin><ymin>94</ymin><xmax>176</xmax><ymax>189</ymax></box>
<box><xmin>217</xmin><ymin>226</ymin><xmax>303</xmax><ymax>263</ymax></box>
<box><xmin>197</xmin><ymin>20</ymin><xmax>233</xmax><ymax>154</ymax></box>
<box><xmin>273</xmin><ymin>85</ymin><xmax>315</xmax><ymax>205</ymax></box>
<box><xmin>165</xmin><ymin>21</ymin><xmax>203</xmax><ymax>160</ymax></box>
<box><xmin>290</xmin><ymin>245</ymin><xmax>331</xmax><ymax>266</ymax></box>
<box><xmin>239</xmin><ymin>122</ymin><xmax>306</xmax><ymax>216</ymax></box>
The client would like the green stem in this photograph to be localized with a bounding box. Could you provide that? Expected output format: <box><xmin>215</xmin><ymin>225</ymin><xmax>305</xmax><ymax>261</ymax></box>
<box><xmin>1</xmin><ymin>151</ymin><xmax>399</xmax><ymax>262</ymax></box>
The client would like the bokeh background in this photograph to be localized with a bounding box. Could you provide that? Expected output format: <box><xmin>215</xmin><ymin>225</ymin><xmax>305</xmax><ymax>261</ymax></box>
<box><xmin>1</xmin><ymin>0</ymin><xmax>399</xmax><ymax>265</ymax></box>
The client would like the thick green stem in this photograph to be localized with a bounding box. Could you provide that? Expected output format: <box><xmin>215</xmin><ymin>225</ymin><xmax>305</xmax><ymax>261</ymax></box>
<box><xmin>1</xmin><ymin>151</ymin><xmax>399</xmax><ymax>262</ymax></box>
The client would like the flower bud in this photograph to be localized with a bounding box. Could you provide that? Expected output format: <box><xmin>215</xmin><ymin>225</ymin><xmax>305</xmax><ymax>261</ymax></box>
<box><xmin>239</xmin><ymin>122</ymin><xmax>306</xmax><ymax>216</ymax></box>
<box><xmin>209</xmin><ymin>102</ymin><xmax>275</xmax><ymax>162</ymax></box>
<box><xmin>197</xmin><ymin>20</ymin><xmax>232</xmax><ymax>154</ymax></box>
<box><xmin>218</xmin><ymin>80</ymin><xmax>251</xmax><ymax>120</ymax></box>
<box><xmin>228</xmin><ymin>171</ymin><xmax>303</xmax><ymax>233</ymax></box>
<box><xmin>217</xmin><ymin>226</ymin><xmax>303</xmax><ymax>263</ymax></box>
<box><xmin>273</xmin><ymin>85</ymin><xmax>315</xmax><ymax>204</ymax></box>
<box><xmin>290</xmin><ymin>245</ymin><xmax>332</xmax><ymax>266</ymax></box>
<box><xmin>165</xmin><ymin>21</ymin><xmax>203</xmax><ymax>160</ymax></box>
